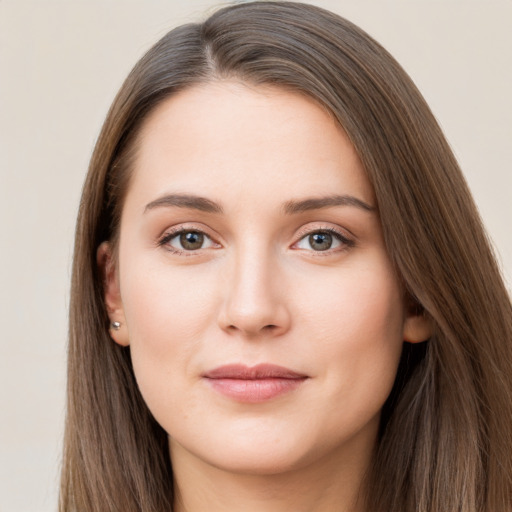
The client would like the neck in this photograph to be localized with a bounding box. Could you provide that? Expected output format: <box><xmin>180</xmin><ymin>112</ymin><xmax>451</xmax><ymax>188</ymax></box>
<box><xmin>170</xmin><ymin>437</ymin><xmax>372</xmax><ymax>512</ymax></box>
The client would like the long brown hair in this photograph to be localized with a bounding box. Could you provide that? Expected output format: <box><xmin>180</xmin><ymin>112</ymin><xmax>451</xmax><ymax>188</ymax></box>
<box><xmin>60</xmin><ymin>2</ymin><xmax>512</xmax><ymax>510</ymax></box>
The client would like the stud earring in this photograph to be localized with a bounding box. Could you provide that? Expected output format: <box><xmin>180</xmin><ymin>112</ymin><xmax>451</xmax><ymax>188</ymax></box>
<box><xmin>111</xmin><ymin>321</ymin><xmax>121</xmax><ymax>331</ymax></box>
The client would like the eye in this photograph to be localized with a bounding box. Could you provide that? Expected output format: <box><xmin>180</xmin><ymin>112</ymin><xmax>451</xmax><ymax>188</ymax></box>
<box><xmin>159</xmin><ymin>229</ymin><xmax>217</xmax><ymax>253</ymax></box>
<box><xmin>294</xmin><ymin>228</ymin><xmax>354</xmax><ymax>252</ymax></box>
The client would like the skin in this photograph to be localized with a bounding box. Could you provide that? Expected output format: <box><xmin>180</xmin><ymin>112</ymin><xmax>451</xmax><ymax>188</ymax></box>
<box><xmin>99</xmin><ymin>81</ymin><xmax>431</xmax><ymax>512</ymax></box>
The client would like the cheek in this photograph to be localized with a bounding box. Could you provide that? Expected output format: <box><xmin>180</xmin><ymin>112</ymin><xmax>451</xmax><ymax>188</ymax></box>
<box><xmin>295</xmin><ymin>258</ymin><xmax>405</xmax><ymax>415</ymax></box>
<box><xmin>297</xmin><ymin>258</ymin><xmax>404</xmax><ymax>345</ymax></box>
<box><xmin>119</xmin><ymin>257</ymin><xmax>220</xmax><ymax>411</ymax></box>
<box><xmin>122</xmin><ymin>257</ymin><xmax>218</xmax><ymax>346</ymax></box>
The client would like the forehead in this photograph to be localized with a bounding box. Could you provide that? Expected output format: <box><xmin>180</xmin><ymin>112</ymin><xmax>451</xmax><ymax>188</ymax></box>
<box><xmin>126</xmin><ymin>81</ymin><xmax>375</xmax><ymax>214</ymax></box>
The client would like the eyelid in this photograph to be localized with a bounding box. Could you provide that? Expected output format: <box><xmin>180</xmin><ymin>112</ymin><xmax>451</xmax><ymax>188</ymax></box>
<box><xmin>157</xmin><ymin>224</ymin><xmax>222</xmax><ymax>255</ymax></box>
<box><xmin>292</xmin><ymin>224</ymin><xmax>355</xmax><ymax>253</ymax></box>
<box><xmin>156</xmin><ymin>222</ymin><xmax>355</xmax><ymax>256</ymax></box>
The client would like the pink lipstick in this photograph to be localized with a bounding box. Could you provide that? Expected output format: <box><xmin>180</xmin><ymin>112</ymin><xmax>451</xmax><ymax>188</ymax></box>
<box><xmin>203</xmin><ymin>364</ymin><xmax>308</xmax><ymax>403</ymax></box>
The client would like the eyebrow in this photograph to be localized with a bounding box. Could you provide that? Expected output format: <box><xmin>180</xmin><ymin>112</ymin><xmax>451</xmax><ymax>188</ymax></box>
<box><xmin>144</xmin><ymin>194</ymin><xmax>224</xmax><ymax>214</ymax></box>
<box><xmin>282</xmin><ymin>195</ymin><xmax>375</xmax><ymax>214</ymax></box>
<box><xmin>144</xmin><ymin>193</ymin><xmax>375</xmax><ymax>215</ymax></box>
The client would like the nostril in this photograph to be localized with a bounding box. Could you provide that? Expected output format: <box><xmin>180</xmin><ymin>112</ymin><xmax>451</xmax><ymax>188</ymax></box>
<box><xmin>226</xmin><ymin>323</ymin><xmax>279</xmax><ymax>335</ymax></box>
<box><xmin>218</xmin><ymin>298</ymin><xmax>291</xmax><ymax>337</ymax></box>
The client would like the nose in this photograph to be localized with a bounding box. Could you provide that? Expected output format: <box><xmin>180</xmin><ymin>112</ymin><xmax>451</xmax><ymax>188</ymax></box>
<box><xmin>217</xmin><ymin>247</ymin><xmax>291</xmax><ymax>338</ymax></box>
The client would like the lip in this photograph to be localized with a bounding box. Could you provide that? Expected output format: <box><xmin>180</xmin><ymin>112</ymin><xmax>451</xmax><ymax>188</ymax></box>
<box><xmin>203</xmin><ymin>364</ymin><xmax>309</xmax><ymax>403</ymax></box>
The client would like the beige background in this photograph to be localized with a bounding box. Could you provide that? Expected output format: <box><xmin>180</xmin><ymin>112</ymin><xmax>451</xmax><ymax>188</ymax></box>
<box><xmin>0</xmin><ymin>1</ymin><xmax>510</xmax><ymax>510</ymax></box>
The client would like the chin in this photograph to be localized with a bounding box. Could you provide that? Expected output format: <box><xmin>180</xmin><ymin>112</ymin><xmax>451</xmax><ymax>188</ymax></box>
<box><xmin>170</xmin><ymin>427</ymin><xmax>317</xmax><ymax>477</ymax></box>
<box><xmin>205</xmin><ymin>445</ymin><xmax>309</xmax><ymax>476</ymax></box>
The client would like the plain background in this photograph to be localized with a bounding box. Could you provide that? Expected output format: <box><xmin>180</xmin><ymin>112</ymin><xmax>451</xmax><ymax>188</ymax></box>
<box><xmin>0</xmin><ymin>1</ymin><xmax>510</xmax><ymax>510</ymax></box>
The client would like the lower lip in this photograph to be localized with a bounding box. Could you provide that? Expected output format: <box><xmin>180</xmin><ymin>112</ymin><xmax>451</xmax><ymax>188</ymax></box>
<box><xmin>205</xmin><ymin>377</ymin><xmax>306</xmax><ymax>403</ymax></box>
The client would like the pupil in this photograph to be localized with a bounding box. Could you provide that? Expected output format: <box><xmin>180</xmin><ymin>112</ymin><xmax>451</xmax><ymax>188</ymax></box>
<box><xmin>309</xmin><ymin>232</ymin><xmax>332</xmax><ymax>251</ymax></box>
<box><xmin>180</xmin><ymin>231</ymin><xmax>204</xmax><ymax>250</ymax></box>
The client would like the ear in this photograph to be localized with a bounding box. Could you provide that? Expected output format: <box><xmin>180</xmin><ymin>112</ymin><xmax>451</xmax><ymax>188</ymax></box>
<box><xmin>97</xmin><ymin>241</ymin><xmax>130</xmax><ymax>346</ymax></box>
<box><xmin>402</xmin><ymin>300</ymin><xmax>432</xmax><ymax>344</ymax></box>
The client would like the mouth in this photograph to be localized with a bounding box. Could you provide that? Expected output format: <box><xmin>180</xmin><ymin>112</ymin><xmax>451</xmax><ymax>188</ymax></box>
<box><xmin>202</xmin><ymin>364</ymin><xmax>309</xmax><ymax>403</ymax></box>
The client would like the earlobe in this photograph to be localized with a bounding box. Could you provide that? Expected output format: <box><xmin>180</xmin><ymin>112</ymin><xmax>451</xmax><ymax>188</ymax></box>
<box><xmin>97</xmin><ymin>241</ymin><xmax>130</xmax><ymax>346</ymax></box>
<box><xmin>403</xmin><ymin>308</ymin><xmax>433</xmax><ymax>343</ymax></box>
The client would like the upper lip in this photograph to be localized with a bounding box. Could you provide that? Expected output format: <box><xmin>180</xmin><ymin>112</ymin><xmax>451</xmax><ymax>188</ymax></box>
<box><xmin>203</xmin><ymin>364</ymin><xmax>308</xmax><ymax>380</ymax></box>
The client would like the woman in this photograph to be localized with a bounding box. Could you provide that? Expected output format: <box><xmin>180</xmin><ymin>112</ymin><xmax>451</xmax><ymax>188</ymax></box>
<box><xmin>60</xmin><ymin>2</ymin><xmax>512</xmax><ymax>511</ymax></box>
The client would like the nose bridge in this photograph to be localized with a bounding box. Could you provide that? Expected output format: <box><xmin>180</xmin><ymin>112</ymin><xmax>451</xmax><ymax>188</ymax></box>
<box><xmin>219</xmin><ymin>239</ymin><xmax>290</xmax><ymax>337</ymax></box>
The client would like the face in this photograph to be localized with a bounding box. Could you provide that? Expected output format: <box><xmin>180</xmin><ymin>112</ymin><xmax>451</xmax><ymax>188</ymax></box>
<box><xmin>101</xmin><ymin>81</ymin><xmax>429</xmax><ymax>478</ymax></box>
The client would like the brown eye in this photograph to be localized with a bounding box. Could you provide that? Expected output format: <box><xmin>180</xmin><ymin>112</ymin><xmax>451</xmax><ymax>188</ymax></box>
<box><xmin>308</xmin><ymin>232</ymin><xmax>333</xmax><ymax>251</ymax></box>
<box><xmin>294</xmin><ymin>228</ymin><xmax>354</xmax><ymax>253</ymax></box>
<box><xmin>179</xmin><ymin>231</ymin><xmax>204</xmax><ymax>250</ymax></box>
<box><xmin>159</xmin><ymin>229</ymin><xmax>217</xmax><ymax>253</ymax></box>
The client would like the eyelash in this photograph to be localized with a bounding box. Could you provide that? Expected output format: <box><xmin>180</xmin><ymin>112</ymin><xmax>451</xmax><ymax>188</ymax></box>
<box><xmin>157</xmin><ymin>226</ymin><xmax>219</xmax><ymax>257</ymax></box>
<box><xmin>157</xmin><ymin>225</ymin><xmax>355</xmax><ymax>256</ymax></box>
<box><xmin>294</xmin><ymin>226</ymin><xmax>355</xmax><ymax>254</ymax></box>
